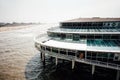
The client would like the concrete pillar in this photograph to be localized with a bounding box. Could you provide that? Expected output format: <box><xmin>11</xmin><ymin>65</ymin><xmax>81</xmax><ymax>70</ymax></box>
<box><xmin>42</xmin><ymin>53</ymin><xmax>45</xmax><ymax>66</ymax></box>
<box><xmin>92</xmin><ymin>65</ymin><xmax>95</xmax><ymax>75</ymax></box>
<box><xmin>72</xmin><ymin>60</ymin><xmax>75</xmax><ymax>69</ymax></box>
<box><xmin>55</xmin><ymin>57</ymin><xmax>58</xmax><ymax>65</ymax></box>
<box><xmin>85</xmin><ymin>51</ymin><xmax>87</xmax><ymax>60</ymax></box>
<box><xmin>116</xmin><ymin>70</ymin><xmax>120</xmax><ymax>80</ymax></box>
<box><xmin>50</xmin><ymin>56</ymin><xmax>53</xmax><ymax>61</ymax></box>
<box><xmin>62</xmin><ymin>59</ymin><xmax>65</xmax><ymax>63</ymax></box>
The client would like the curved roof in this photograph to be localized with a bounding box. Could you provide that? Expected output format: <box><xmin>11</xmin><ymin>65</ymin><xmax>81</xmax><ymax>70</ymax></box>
<box><xmin>62</xmin><ymin>17</ymin><xmax>120</xmax><ymax>23</ymax></box>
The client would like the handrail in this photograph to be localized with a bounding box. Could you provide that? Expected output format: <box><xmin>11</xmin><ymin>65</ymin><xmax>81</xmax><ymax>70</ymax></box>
<box><xmin>43</xmin><ymin>49</ymin><xmax>120</xmax><ymax>70</ymax></box>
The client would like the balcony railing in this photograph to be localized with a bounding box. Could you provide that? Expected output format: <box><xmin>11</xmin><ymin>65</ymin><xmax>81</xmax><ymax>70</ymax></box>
<box><xmin>47</xmin><ymin>26</ymin><xmax>120</xmax><ymax>33</ymax></box>
<box><xmin>41</xmin><ymin>49</ymin><xmax>120</xmax><ymax>70</ymax></box>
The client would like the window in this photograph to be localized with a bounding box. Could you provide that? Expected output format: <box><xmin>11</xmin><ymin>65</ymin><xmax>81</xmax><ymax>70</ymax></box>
<box><xmin>41</xmin><ymin>46</ymin><xmax>45</xmax><ymax>50</ymax></box>
<box><xmin>60</xmin><ymin>49</ymin><xmax>66</xmax><ymax>54</ymax></box>
<box><xmin>66</xmin><ymin>34</ymin><xmax>72</xmax><ymax>39</ymax></box>
<box><xmin>87</xmin><ymin>52</ymin><xmax>92</xmax><ymax>59</ymax></box>
<box><xmin>61</xmin><ymin>34</ymin><xmax>66</xmax><ymax>39</ymax></box>
<box><xmin>95</xmin><ymin>34</ymin><xmax>102</xmax><ymax>39</ymax></box>
<box><xmin>73</xmin><ymin>34</ymin><xmax>80</xmax><ymax>41</ymax></box>
<box><xmin>108</xmin><ymin>53</ymin><xmax>114</xmax><ymax>59</ymax></box>
<box><xmin>87</xmin><ymin>34</ymin><xmax>94</xmax><ymax>39</ymax></box>
<box><xmin>103</xmin><ymin>34</ymin><xmax>111</xmax><ymax>40</ymax></box>
<box><xmin>91</xmin><ymin>52</ymin><xmax>97</xmax><ymax>60</ymax></box>
<box><xmin>77</xmin><ymin>51</ymin><xmax>85</xmax><ymax>59</ymax></box>
<box><xmin>111</xmin><ymin>34</ymin><xmax>119</xmax><ymax>39</ymax></box>
<box><xmin>80</xmin><ymin>35</ymin><xmax>86</xmax><ymax>39</ymax></box>
<box><xmin>78</xmin><ymin>23</ymin><xmax>81</xmax><ymax>26</ymax></box>
<box><xmin>108</xmin><ymin>53</ymin><xmax>114</xmax><ymax>63</ymax></box>
<box><xmin>52</xmin><ymin>48</ymin><xmax>58</xmax><ymax>53</ymax></box>
<box><xmin>68</xmin><ymin>50</ymin><xmax>75</xmax><ymax>56</ymax></box>
<box><xmin>56</xmin><ymin>33</ymin><xmax>61</xmax><ymax>38</ymax></box>
<box><xmin>46</xmin><ymin>46</ymin><xmax>51</xmax><ymax>51</ymax></box>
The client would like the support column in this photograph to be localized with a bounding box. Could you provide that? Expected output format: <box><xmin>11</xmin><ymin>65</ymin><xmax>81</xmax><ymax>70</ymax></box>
<box><xmin>42</xmin><ymin>53</ymin><xmax>45</xmax><ymax>66</ymax></box>
<box><xmin>50</xmin><ymin>56</ymin><xmax>53</xmax><ymax>61</ymax></box>
<box><xmin>92</xmin><ymin>65</ymin><xmax>95</xmax><ymax>75</ymax></box>
<box><xmin>55</xmin><ymin>57</ymin><xmax>58</xmax><ymax>65</ymax></box>
<box><xmin>40</xmin><ymin>52</ymin><xmax>42</xmax><ymax>60</ymax></box>
<box><xmin>116</xmin><ymin>70</ymin><xmax>120</xmax><ymax>80</ymax></box>
<box><xmin>85</xmin><ymin>51</ymin><xmax>87</xmax><ymax>60</ymax></box>
<box><xmin>72</xmin><ymin>60</ymin><xmax>75</xmax><ymax>69</ymax></box>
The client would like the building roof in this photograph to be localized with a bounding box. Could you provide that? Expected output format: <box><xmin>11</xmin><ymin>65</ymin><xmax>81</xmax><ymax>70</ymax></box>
<box><xmin>62</xmin><ymin>17</ymin><xmax>120</xmax><ymax>23</ymax></box>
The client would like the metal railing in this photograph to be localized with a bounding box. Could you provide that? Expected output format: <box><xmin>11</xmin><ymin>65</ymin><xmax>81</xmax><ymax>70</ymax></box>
<box><xmin>42</xmin><ymin>50</ymin><xmax>120</xmax><ymax>70</ymax></box>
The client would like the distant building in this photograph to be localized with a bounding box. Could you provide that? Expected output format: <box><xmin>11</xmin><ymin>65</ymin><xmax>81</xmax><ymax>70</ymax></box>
<box><xmin>35</xmin><ymin>17</ymin><xmax>120</xmax><ymax>80</ymax></box>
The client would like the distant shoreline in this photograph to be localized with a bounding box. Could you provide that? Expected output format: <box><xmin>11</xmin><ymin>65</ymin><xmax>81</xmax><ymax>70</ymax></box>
<box><xmin>0</xmin><ymin>24</ymin><xmax>40</xmax><ymax>32</ymax></box>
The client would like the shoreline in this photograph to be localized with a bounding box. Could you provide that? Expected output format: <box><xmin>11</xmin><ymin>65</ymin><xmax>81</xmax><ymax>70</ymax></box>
<box><xmin>0</xmin><ymin>25</ymin><xmax>37</xmax><ymax>32</ymax></box>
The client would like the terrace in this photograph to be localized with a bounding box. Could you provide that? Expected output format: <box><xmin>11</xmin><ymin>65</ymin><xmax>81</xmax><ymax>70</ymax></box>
<box><xmin>35</xmin><ymin>34</ymin><xmax>120</xmax><ymax>53</ymax></box>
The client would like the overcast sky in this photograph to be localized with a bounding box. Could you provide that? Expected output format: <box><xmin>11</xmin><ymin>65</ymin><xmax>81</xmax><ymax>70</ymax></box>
<box><xmin>0</xmin><ymin>0</ymin><xmax>120</xmax><ymax>23</ymax></box>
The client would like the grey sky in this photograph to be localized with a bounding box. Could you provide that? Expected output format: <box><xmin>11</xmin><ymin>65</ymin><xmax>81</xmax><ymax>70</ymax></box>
<box><xmin>0</xmin><ymin>0</ymin><xmax>120</xmax><ymax>23</ymax></box>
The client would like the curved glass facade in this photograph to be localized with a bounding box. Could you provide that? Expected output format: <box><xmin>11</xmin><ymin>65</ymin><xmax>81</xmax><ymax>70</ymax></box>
<box><xmin>35</xmin><ymin>18</ymin><xmax>120</xmax><ymax>70</ymax></box>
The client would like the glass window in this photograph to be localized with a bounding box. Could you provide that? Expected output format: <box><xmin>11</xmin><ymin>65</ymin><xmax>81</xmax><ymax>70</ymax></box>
<box><xmin>111</xmin><ymin>34</ymin><xmax>119</xmax><ymax>39</ymax></box>
<box><xmin>60</xmin><ymin>49</ymin><xmax>66</xmax><ymax>54</ymax></box>
<box><xmin>97</xmin><ymin>53</ymin><xmax>104</xmax><ymax>58</ymax></box>
<box><xmin>73</xmin><ymin>34</ymin><xmax>80</xmax><ymax>41</ymax></box>
<box><xmin>91</xmin><ymin>52</ymin><xmax>97</xmax><ymax>60</ymax></box>
<box><xmin>87</xmin><ymin>34</ymin><xmax>94</xmax><ymax>39</ymax></box>
<box><xmin>52</xmin><ymin>48</ymin><xmax>58</xmax><ymax>53</ymax></box>
<box><xmin>80</xmin><ymin>35</ymin><xmax>86</xmax><ymax>39</ymax></box>
<box><xmin>61</xmin><ymin>34</ymin><xmax>66</xmax><ymax>39</ymax></box>
<box><xmin>92</xmin><ymin>52</ymin><xmax>97</xmax><ymax>57</ymax></box>
<box><xmin>87</xmin><ymin>52</ymin><xmax>91</xmax><ymax>57</ymax></box>
<box><xmin>95</xmin><ymin>34</ymin><xmax>102</xmax><ymax>39</ymax></box>
<box><xmin>56</xmin><ymin>33</ymin><xmax>61</xmax><ymax>38</ymax></box>
<box><xmin>41</xmin><ymin>46</ymin><xmax>45</xmax><ymax>50</ymax></box>
<box><xmin>68</xmin><ymin>50</ymin><xmax>75</xmax><ymax>56</ymax></box>
<box><xmin>102</xmin><ymin>53</ymin><xmax>108</xmax><ymax>58</ymax></box>
<box><xmin>77</xmin><ymin>51</ymin><xmax>85</xmax><ymax>59</ymax></box>
<box><xmin>108</xmin><ymin>53</ymin><xmax>114</xmax><ymax>59</ymax></box>
<box><xmin>78</xmin><ymin>23</ymin><xmax>81</xmax><ymax>26</ymax></box>
<box><xmin>66</xmin><ymin>34</ymin><xmax>72</xmax><ymax>39</ymax></box>
<box><xmin>46</xmin><ymin>46</ymin><xmax>51</xmax><ymax>51</ymax></box>
<box><xmin>103</xmin><ymin>34</ymin><xmax>111</xmax><ymax>40</ymax></box>
<box><xmin>87</xmin><ymin>52</ymin><xmax>91</xmax><ymax>59</ymax></box>
<box><xmin>49</xmin><ymin>33</ymin><xmax>54</xmax><ymax>37</ymax></box>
